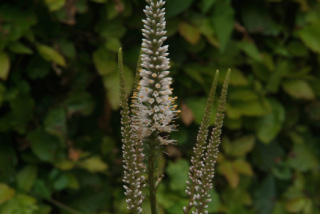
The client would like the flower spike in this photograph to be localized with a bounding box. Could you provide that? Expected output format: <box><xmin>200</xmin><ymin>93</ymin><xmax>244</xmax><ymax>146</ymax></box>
<box><xmin>131</xmin><ymin>0</ymin><xmax>177</xmax><ymax>144</ymax></box>
<box><xmin>119</xmin><ymin>48</ymin><xmax>146</xmax><ymax>214</ymax></box>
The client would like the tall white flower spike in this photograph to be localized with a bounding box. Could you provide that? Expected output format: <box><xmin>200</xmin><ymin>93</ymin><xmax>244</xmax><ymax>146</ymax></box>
<box><xmin>131</xmin><ymin>0</ymin><xmax>179</xmax><ymax>144</ymax></box>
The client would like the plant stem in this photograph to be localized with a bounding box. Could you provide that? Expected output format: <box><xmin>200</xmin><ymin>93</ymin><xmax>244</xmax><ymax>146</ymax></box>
<box><xmin>48</xmin><ymin>198</ymin><xmax>84</xmax><ymax>214</ymax></box>
<box><xmin>147</xmin><ymin>134</ymin><xmax>159</xmax><ymax>214</ymax></box>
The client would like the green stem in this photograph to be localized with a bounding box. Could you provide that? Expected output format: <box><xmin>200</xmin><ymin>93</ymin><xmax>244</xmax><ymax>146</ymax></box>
<box><xmin>48</xmin><ymin>198</ymin><xmax>84</xmax><ymax>214</ymax></box>
<box><xmin>147</xmin><ymin>134</ymin><xmax>159</xmax><ymax>214</ymax></box>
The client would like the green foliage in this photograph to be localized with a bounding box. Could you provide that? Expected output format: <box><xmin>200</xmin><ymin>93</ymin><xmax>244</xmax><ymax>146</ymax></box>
<box><xmin>0</xmin><ymin>0</ymin><xmax>319</xmax><ymax>213</ymax></box>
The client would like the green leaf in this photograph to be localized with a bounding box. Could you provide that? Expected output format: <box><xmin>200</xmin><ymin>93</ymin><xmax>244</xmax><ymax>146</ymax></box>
<box><xmin>229</xmin><ymin>98</ymin><xmax>271</xmax><ymax>117</ymax></box>
<box><xmin>228</xmin><ymin>69</ymin><xmax>248</xmax><ymax>86</ymax></box>
<box><xmin>45</xmin><ymin>0</ymin><xmax>66</xmax><ymax>11</ymax></box>
<box><xmin>0</xmin><ymin>183</ymin><xmax>15</xmax><ymax>205</ymax></box>
<box><xmin>103</xmin><ymin>65</ymin><xmax>133</xmax><ymax>110</ymax></box>
<box><xmin>266</xmin><ymin>59</ymin><xmax>290</xmax><ymax>93</ymax></box>
<box><xmin>298</xmin><ymin>22</ymin><xmax>320</xmax><ymax>53</ymax></box>
<box><xmin>33</xmin><ymin>180</ymin><xmax>51</xmax><ymax>199</ymax></box>
<box><xmin>53</xmin><ymin>174</ymin><xmax>68</xmax><ymax>191</ymax></box>
<box><xmin>0</xmin><ymin>142</ymin><xmax>17</xmax><ymax>182</ymax></box>
<box><xmin>229</xmin><ymin>135</ymin><xmax>255</xmax><ymax>157</ymax></box>
<box><xmin>105</xmin><ymin>38</ymin><xmax>121</xmax><ymax>52</ymax></box>
<box><xmin>287</xmin><ymin>40</ymin><xmax>308</xmax><ymax>57</ymax></box>
<box><xmin>90</xmin><ymin>0</ymin><xmax>107</xmax><ymax>3</ymax></box>
<box><xmin>9</xmin><ymin>94</ymin><xmax>35</xmax><ymax>134</ymax></box>
<box><xmin>185</xmin><ymin>97</ymin><xmax>216</xmax><ymax>125</ymax></box>
<box><xmin>241</xmin><ymin>4</ymin><xmax>281</xmax><ymax>35</ymax></box>
<box><xmin>44</xmin><ymin>107</ymin><xmax>67</xmax><ymax>142</ymax></box>
<box><xmin>178</xmin><ymin>22</ymin><xmax>201</xmax><ymax>45</ymax></box>
<box><xmin>166</xmin><ymin>0</ymin><xmax>193</xmax><ymax>18</ymax></box>
<box><xmin>229</xmin><ymin>89</ymin><xmax>258</xmax><ymax>101</ymax></box>
<box><xmin>253</xmin><ymin>176</ymin><xmax>276</xmax><ymax>214</ymax></box>
<box><xmin>8</xmin><ymin>42</ymin><xmax>33</xmax><ymax>54</ymax></box>
<box><xmin>27</xmin><ymin>128</ymin><xmax>60</xmax><ymax>162</ymax></box>
<box><xmin>58</xmin><ymin>39</ymin><xmax>76</xmax><ymax>59</ymax></box>
<box><xmin>66</xmin><ymin>92</ymin><xmax>95</xmax><ymax>116</ymax></box>
<box><xmin>227</xmin><ymin>203</ymin><xmax>247</xmax><ymax>214</ymax></box>
<box><xmin>200</xmin><ymin>0</ymin><xmax>217</xmax><ymax>13</ymax></box>
<box><xmin>166</xmin><ymin>160</ymin><xmax>189</xmax><ymax>193</ymax></box>
<box><xmin>211</xmin><ymin>0</ymin><xmax>234</xmax><ymax>51</ymax></box>
<box><xmin>255</xmin><ymin>99</ymin><xmax>285</xmax><ymax>144</ymax></box>
<box><xmin>17</xmin><ymin>165</ymin><xmax>37</xmax><ymax>192</ymax></box>
<box><xmin>288</xmin><ymin>144</ymin><xmax>318</xmax><ymax>172</ymax></box>
<box><xmin>219</xmin><ymin>160</ymin><xmax>239</xmax><ymax>188</ymax></box>
<box><xmin>93</xmin><ymin>48</ymin><xmax>117</xmax><ymax>76</ymax></box>
<box><xmin>232</xmin><ymin>159</ymin><xmax>254</xmax><ymax>176</ymax></box>
<box><xmin>36</xmin><ymin>44</ymin><xmax>66</xmax><ymax>67</ymax></box>
<box><xmin>0</xmin><ymin>194</ymin><xmax>38</xmax><ymax>214</ymax></box>
<box><xmin>79</xmin><ymin>156</ymin><xmax>108</xmax><ymax>173</ymax></box>
<box><xmin>238</xmin><ymin>40</ymin><xmax>262</xmax><ymax>62</ymax></box>
<box><xmin>0</xmin><ymin>83</ymin><xmax>5</xmax><ymax>107</ymax></box>
<box><xmin>0</xmin><ymin>51</ymin><xmax>10</xmax><ymax>81</ymax></box>
<box><xmin>282</xmin><ymin>79</ymin><xmax>315</xmax><ymax>100</ymax></box>
<box><xmin>26</xmin><ymin>56</ymin><xmax>50</xmax><ymax>79</ymax></box>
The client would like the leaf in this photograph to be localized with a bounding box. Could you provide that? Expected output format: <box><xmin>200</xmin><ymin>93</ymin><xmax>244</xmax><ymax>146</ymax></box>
<box><xmin>285</xmin><ymin>197</ymin><xmax>307</xmax><ymax>213</ymax></box>
<box><xmin>241</xmin><ymin>4</ymin><xmax>281</xmax><ymax>35</ymax></box>
<box><xmin>45</xmin><ymin>0</ymin><xmax>66</xmax><ymax>11</ymax></box>
<box><xmin>282</xmin><ymin>79</ymin><xmax>315</xmax><ymax>100</ymax></box>
<box><xmin>66</xmin><ymin>92</ymin><xmax>95</xmax><ymax>116</ymax></box>
<box><xmin>266</xmin><ymin>59</ymin><xmax>290</xmax><ymax>93</ymax></box>
<box><xmin>288</xmin><ymin>144</ymin><xmax>318</xmax><ymax>172</ymax></box>
<box><xmin>219</xmin><ymin>161</ymin><xmax>239</xmax><ymax>188</ymax></box>
<box><xmin>255</xmin><ymin>99</ymin><xmax>285</xmax><ymax>144</ymax></box>
<box><xmin>252</xmin><ymin>141</ymin><xmax>285</xmax><ymax>171</ymax></box>
<box><xmin>9</xmin><ymin>94</ymin><xmax>35</xmax><ymax>134</ymax></box>
<box><xmin>90</xmin><ymin>0</ymin><xmax>107</xmax><ymax>3</ymax></box>
<box><xmin>238</xmin><ymin>40</ymin><xmax>262</xmax><ymax>62</ymax></box>
<box><xmin>200</xmin><ymin>0</ymin><xmax>217</xmax><ymax>13</ymax></box>
<box><xmin>0</xmin><ymin>142</ymin><xmax>17</xmax><ymax>182</ymax></box>
<box><xmin>0</xmin><ymin>83</ymin><xmax>5</xmax><ymax>107</ymax></box>
<box><xmin>36</xmin><ymin>44</ymin><xmax>66</xmax><ymax>67</ymax></box>
<box><xmin>105</xmin><ymin>38</ymin><xmax>121</xmax><ymax>52</ymax></box>
<box><xmin>44</xmin><ymin>107</ymin><xmax>67</xmax><ymax>143</ymax></box>
<box><xmin>0</xmin><ymin>183</ymin><xmax>15</xmax><ymax>205</ymax></box>
<box><xmin>228</xmin><ymin>69</ymin><xmax>248</xmax><ymax>86</ymax></box>
<box><xmin>79</xmin><ymin>156</ymin><xmax>108</xmax><ymax>173</ymax></box>
<box><xmin>178</xmin><ymin>22</ymin><xmax>201</xmax><ymax>45</ymax></box>
<box><xmin>8</xmin><ymin>42</ymin><xmax>33</xmax><ymax>54</ymax></box>
<box><xmin>103</xmin><ymin>65</ymin><xmax>133</xmax><ymax>110</ymax></box>
<box><xmin>27</xmin><ymin>128</ymin><xmax>60</xmax><ymax>162</ymax></box>
<box><xmin>229</xmin><ymin>135</ymin><xmax>255</xmax><ymax>158</ymax></box>
<box><xmin>166</xmin><ymin>160</ymin><xmax>189</xmax><ymax>193</ymax></box>
<box><xmin>53</xmin><ymin>174</ymin><xmax>69</xmax><ymax>191</ymax></box>
<box><xmin>253</xmin><ymin>176</ymin><xmax>276</xmax><ymax>214</ymax></box>
<box><xmin>26</xmin><ymin>56</ymin><xmax>50</xmax><ymax>79</ymax></box>
<box><xmin>0</xmin><ymin>51</ymin><xmax>10</xmax><ymax>81</ymax></box>
<box><xmin>228</xmin><ymin>89</ymin><xmax>258</xmax><ymax>101</ymax></box>
<box><xmin>33</xmin><ymin>180</ymin><xmax>51</xmax><ymax>199</ymax></box>
<box><xmin>230</xmin><ymin>98</ymin><xmax>271</xmax><ymax>117</ymax></box>
<box><xmin>185</xmin><ymin>97</ymin><xmax>216</xmax><ymax>125</ymax></box>
<box><xmin>298</xmin><ymin>22</ymin><xmax>320</xmax><ymax>53</ymax></box>
<box><xmin>232</xmin><ymin>159</ymin><xmax>254</xmax><ymax>176</ymax></box>
<box><xmin>0</xmin><ymin>194</ymin><xmax>38</xmax><ymax>214</ymax></box>
<box><xmin>211</xmin><ymin>0</ymin><xmax>234</xmax><ymax>51</ymax></box>
<box><xmin>166</xmin><ymin>0</ymin><xmax>193</xmax><ymax>18</ymax></box>
<box><xmin>17</xmin><ymin>165</ymin><xmax>37</xmax><ymax>192</ymax></box>
<box><xmin>93</xmin><ymin>48</ymin><xmax>117</xmax><ymax>76</ymax></box>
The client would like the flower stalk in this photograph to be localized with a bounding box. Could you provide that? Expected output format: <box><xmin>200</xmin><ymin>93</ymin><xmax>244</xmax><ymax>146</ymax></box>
<box><xmin>118</xmin><ymin>0</ymin><xmax>230</xmax><ymax>213</ymax></box>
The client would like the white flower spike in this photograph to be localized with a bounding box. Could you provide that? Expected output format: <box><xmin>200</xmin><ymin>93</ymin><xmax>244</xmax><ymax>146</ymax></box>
<box><xmin>131</xmin><ymin>0</ymin><xmax>179</xmax><ymax>142</ymax></box>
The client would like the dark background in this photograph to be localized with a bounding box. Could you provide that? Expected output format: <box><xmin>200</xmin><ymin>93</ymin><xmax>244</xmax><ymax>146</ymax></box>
<box><xmin>0</xmin><ymin>0</ymin><xmax>319</xmax><ymax>213</ymax></box>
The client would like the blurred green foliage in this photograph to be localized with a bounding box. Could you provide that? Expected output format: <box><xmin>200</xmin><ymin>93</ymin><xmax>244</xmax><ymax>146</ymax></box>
<box><xmin>0</xmin><ymin>0</ymin><xmax>319</xmax><ymax>213</ymax></box>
